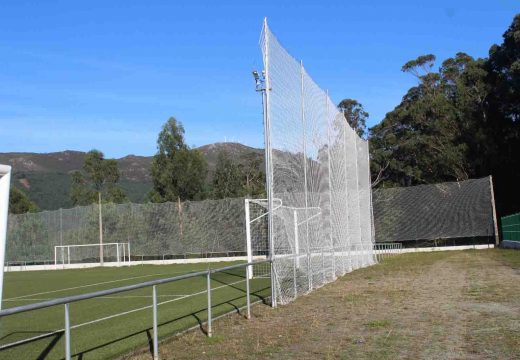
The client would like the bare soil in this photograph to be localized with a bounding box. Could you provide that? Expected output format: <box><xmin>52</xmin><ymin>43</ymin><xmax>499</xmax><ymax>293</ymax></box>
<box><xmin>125</xmin><ymin>249</ymin><xmax>520</xmax><ymax>360</ymax></box>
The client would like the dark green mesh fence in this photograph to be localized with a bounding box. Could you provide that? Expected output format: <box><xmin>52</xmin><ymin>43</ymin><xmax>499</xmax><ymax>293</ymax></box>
<box><xmin>501</xmin><ymin>212</ymin><xmax>520</xmax><ymax>242</ymax></box>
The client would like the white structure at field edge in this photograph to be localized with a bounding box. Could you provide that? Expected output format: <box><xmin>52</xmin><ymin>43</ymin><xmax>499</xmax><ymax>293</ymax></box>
<box><xmin>259</xmin><ymin>19</ymin><xmax>376</xmax><ymax>306</ymax></box>
<box><xmin>0</xmin><ymin>164</ymin><xmax>12</xmax><ymax>310</ymax></box>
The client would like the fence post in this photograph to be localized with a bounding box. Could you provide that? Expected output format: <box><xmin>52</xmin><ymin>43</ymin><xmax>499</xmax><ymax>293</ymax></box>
<box><xmin>207</xmin><ymin>271</ymin><xmax>212</xmax><ymax>337</ymax></box>
<box><xmin>245</xmin><ymin>266</ymin><xmax>251</xmax><ymax>319</ymax></box>
<box><xmin>270</xmin><ymin>260</ymin><xmax>276</xmax><ymax>308</ymax></box>
<box><xmin>489</xmin><ymin>175</ymin><xmax>500</xmax><ymax>246</ymax></box>
<box><xmin>245</xmin><ymin>199</ymin><xmax>253</xmax><ymax>279</ymax></box>
<box><xmin>152</xmin><ymin>285</ymin><xmax>159</xmax><ymax>360</ymax></box>
<box><xmin>64</xmin><ymin>303</ymin><xmax>71</xmax><ymax>360</ymax></box>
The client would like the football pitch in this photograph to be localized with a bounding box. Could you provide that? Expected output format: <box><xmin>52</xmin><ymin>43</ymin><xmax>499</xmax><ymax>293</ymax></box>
<box><xmin>0</xmin><ymin>261</ymin><xmax>271</xmax><ymax>359</ymax></box>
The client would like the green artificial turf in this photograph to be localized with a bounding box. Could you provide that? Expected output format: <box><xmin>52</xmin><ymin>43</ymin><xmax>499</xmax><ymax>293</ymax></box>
<box><xmin>0</xmin><ymin>262</ymin><xmax>271</xmax><ymax>359</ymax></box>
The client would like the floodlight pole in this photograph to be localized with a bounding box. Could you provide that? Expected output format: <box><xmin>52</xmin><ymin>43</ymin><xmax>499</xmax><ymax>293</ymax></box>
<box><xmin>261</xmin><ymin>17</ymin><xmax>276</xmax><ymax>308</ymax></box>
<box><xmin>0</xmin><ymin>164</ymin><xmax>12</xmax><ymax>311</ymax></box>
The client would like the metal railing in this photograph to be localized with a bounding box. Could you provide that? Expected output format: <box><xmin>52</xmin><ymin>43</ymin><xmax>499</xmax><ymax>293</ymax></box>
<box><xmin>0</xmin><ymin>259</ymin><xmax>272</xmax><ymax>360</ymax></box>
<box><xmin>374</xmin><ymin>243</ymin><xmax>402</xmax><ymax>262</ymax></box>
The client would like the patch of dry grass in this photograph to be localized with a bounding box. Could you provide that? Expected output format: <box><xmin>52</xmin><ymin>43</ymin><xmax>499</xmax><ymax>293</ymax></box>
<box><xmin>124</xmin><ymin>249</ymin><xmax>520</xmax><ymax>360</ymax></box>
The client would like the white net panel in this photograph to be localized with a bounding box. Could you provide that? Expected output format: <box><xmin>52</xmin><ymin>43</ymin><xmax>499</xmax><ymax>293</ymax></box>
<box><xmin>7</xmin><ymin>198</ymin><xmax>248</xmax><ymax>265</ymax></box>
<box><xmin>372</xmin><ymin>177</ymin><xmax>496</xmax><ymax>245</ymax></box>
<box><xmin>260</xmin><ymin>21</ymin><xmax>375</xmax><ymax>305</ymax></box>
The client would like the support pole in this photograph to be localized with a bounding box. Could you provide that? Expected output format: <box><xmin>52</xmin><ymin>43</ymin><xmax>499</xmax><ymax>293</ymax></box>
<box><xmin>325</xmin><ymin>90</ymin><xmax>336</xmax><ymax>279</ymax></box>
<box><xmin>64</xmin><ymin>303</ymin><xmax>71</xmax><ymax>360</ymax></box>
<box><xmin>152</xmin><ymin>285</ymin><xmax>159</xmax><ymax>360</ymax></box>
<box><xmin>262</xmin><ymin>18</ymin><xmax>276</xmax><ymax>308</ymax></box>
<box><xmin>98</xmin><ymin>192</ymin><xmax>104</xmax><ymax>266</ymax></box>
<box><xmin>489</xmin><ymin>175</ymin><xmax>499</xmax><ymax>246</ymax></box>
<box><xmin>0</xmin><ymin>164</ymin><xmax>11</xmax><ymax>311</ymax></box>
<box><xmin>245</xmin><ymin>199</ymin><xmax>253</xmax><ymax>279</ymax></box>
<box><xmin>245</xmin><ymin>266</ymin><xmax>251</xmax><ymax>319</ymax></box>
<box><xmin>207</xmin><ymin>271</ymin><xmax>212</xmax><ymax>337</ymax></box>
<box><xmin>294</xmin><ymin>210</ymin><xmax>300</xmax><ymax>269</ymax></box>
<box><xmin>300</xmin><ymin>60</ymin><xmax>312</xmax><ymax>292</ymax></box>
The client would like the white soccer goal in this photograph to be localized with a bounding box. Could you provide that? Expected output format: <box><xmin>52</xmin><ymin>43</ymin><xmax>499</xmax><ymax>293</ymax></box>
<box><xmin>54</xmin><ymin>242</ymin><xmax>131</xmax><ymax>268</ymax></box>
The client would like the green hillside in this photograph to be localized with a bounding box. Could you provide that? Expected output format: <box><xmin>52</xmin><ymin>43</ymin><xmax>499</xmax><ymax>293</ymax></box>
<box><xmin>2</xmin><ymin>143</ymin><xmax>263</xmax><ymax>210</ymax></box>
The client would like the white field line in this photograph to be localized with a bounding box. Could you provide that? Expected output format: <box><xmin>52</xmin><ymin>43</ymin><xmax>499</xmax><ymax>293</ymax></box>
<box><xmin>0</xmin><ymin>277</ymin><xmax>250</xmax><ymax>351</ymax></box>
<box><xmin>70</xmin><ymin>278</ymin><xmax>247</xmax><ymax>330</ymax></box>
<box><xmin>4</xmin><ymin>269</ymin><xmax>211</xmax><ymax>301</ymax></box>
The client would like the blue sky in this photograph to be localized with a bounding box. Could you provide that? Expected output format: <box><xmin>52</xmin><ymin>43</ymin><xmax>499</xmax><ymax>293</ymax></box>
<box><xmin>0</xmin><ymin>1</ymin><xmax>518</xmax><ymax>158</ymax></box>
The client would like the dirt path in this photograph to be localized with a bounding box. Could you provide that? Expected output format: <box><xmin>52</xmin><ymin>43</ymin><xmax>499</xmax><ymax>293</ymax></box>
<box><xmin>125</xmin><ymin>250</ymin><xmax>520</xmax><ymax>360</ymax></box>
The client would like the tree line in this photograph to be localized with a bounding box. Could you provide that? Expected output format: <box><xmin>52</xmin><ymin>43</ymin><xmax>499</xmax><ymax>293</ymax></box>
<box><xmin>367</xmin><ymin>14</ymin><xmax>520</xmax><ymax>216</ymax></box>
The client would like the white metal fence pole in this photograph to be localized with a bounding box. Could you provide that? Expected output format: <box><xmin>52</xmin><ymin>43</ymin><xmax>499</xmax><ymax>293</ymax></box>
<box><xmin>152</xmin><ymin>285</ymin><xmax>159</xmax><ymax>360</ymax></box>
<box><xmin>245</xmin><ymin>199</ymin><xmax>253</xmax><ymax>280</ymax></box>
<box><xmin>245</xmin><ymin>266</ymin><xmax>251</xmax><ymax>320</ymax></box>
<box><xmin>300</xmin><ymin>60</ymin><xmax>312</xmax><ymax>293</ymax></box>
<box><xmin>64</xmin><ymin>303</ymin><xmax>71</xmax><ymax>360</ymax></box>
<box><xmin>262</xmin><ymin>18</ymin><xmax>276</xmax><ymax>309</ymax></box>
<box><xmin>98</xmin><ymin>193</ymin><xmax>104</xmax><ymax>266</ymax></box>
<box><xmin>294</xmin><ymin>210</ymin><xmax>300</xmax><ymax>269</ymax></box>
<box><xmin>207</xmin><ymin>271</ymin><xmax>212</xmax><ymax>337</ymax></box>
<box><xmin>0</xmin><ymin>164</ymin><xmax>11</xmax><ymax>310</ymax></box>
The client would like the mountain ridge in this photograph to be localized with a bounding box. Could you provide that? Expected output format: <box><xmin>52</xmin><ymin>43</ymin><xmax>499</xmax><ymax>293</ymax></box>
<box><xmin>0</xmin><ymin>142</ymin><xmax>263</xmax><ymax>210</ymax></box>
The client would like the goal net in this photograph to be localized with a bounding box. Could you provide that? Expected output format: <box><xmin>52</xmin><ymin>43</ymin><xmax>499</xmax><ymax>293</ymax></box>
<box><xmin>54</xmin><ymin>242</ymin><xmax>130</xmax><ymax>268</ymax></box>
<box><xmin>260</xmin><ymin>20</ymin><xmax>376</xmax><ymax>306</ymax></box>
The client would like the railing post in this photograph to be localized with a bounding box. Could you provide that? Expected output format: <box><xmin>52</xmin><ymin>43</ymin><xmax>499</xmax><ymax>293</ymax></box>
<box><xmin>245</xmin><ymin>266</ymin><xmax>251</xmax><ymax>320</ymax></box>
<box><xmin>64</xmin><ymin>303</ymin><xmax>71</xmax><ymax>360</ymax></box>
<box><xmin>270</xmin><ymin>260</ymin><xmax>276</xmax><ymax>308</ymax></box>
<box><xmin>207</xmin><ymin>271</ymin><xmax>212</xmax><ymax>337</ymax></box>
<box><xmin>152</xmin><ymin>285</ymin><xmax>159</xmax><ymax>360</ymax></box>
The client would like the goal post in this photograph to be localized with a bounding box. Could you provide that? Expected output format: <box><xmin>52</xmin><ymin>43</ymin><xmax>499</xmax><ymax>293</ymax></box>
<box><xmin>0</xmin><ymin>165</ymin><xmax>12</xmax><ymax>310</ymax></box>
<box><xmin>54</xmin><ymin>242</ymin><xmax>130</xmax><ymax>269</ymax></box>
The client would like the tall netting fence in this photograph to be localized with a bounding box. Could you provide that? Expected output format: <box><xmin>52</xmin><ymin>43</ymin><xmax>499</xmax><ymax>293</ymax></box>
<box><xmin>7</xmin><ymin>198</ymin><xmax>253</xmax><ymax>265</ymax></box>
<box><xmin>260</xmin><ymin>21</ymin><xmax>375</xmax><ymax>306</ymax></box>
<box><xmin>372</xmin><ymin>177</ymin><xmax>497</xmax><ymax>246</ymax></box>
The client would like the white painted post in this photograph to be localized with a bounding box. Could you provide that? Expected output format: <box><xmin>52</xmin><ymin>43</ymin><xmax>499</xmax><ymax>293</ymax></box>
<box><xmin>128</xmin><ymin>242</ymin><xmax>131</xmax><ymax>265</ymax></box>
<box><xmin>117</xmin><ymin>244</ymin><xmax>121</xmax><ymax>267</ymax></box>
<box><xmin>294</xmin><ymin>210</ymin><xmax>300</xmax><ymax>269</ymax></box>
<box><xmin>262</xmin><ymin>17</ymin><xmax>276</xmax><ymax>309</ymax></box>
<box><xmin>64</xmin><ymin>303</ymin><xmax>71</xmax><ymax>360</ymax></box>
<box><xmin>67</xmin><ymin>246</ymin><xmax>70</xmax><ymax>265</ymax></box>
<box><xmin>207</xmin><ymin>271</ymin><xmax>212</xmax><ymax>337</ymax></box>
<box><xmin>245</xmin><ymin>266</ymin><xmax>251</xmax><ymax>319</ymax></box>
<box><xmin>245</xmin><ymin>199</ymin><xmax>253</xmax><ymax>279</ymax></box>
<box><xmin>98</xmin><ymin>193</ymin><xmax>104</xmax><ymax>266</ymax></box>
<box><xmin>54</xmin><ymin>247</ymin><xmax>58</xmax><ymax>269</ymax></box>
<box><xmin>152</xmin><ymin>285</ymin><xmax>159</xmax><ymax>360</ymax></box>
<box><xmin>0</xmin><ymin>165</ymin><xmax>11</xmax><ymax>310</ymax></box>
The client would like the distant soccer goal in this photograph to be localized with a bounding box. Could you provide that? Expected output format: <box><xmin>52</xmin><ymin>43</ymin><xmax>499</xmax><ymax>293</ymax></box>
<box><xmin>54</xmin><ymin>242</ymin><xmax>131</xmax><ymax>268</ymax></box>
